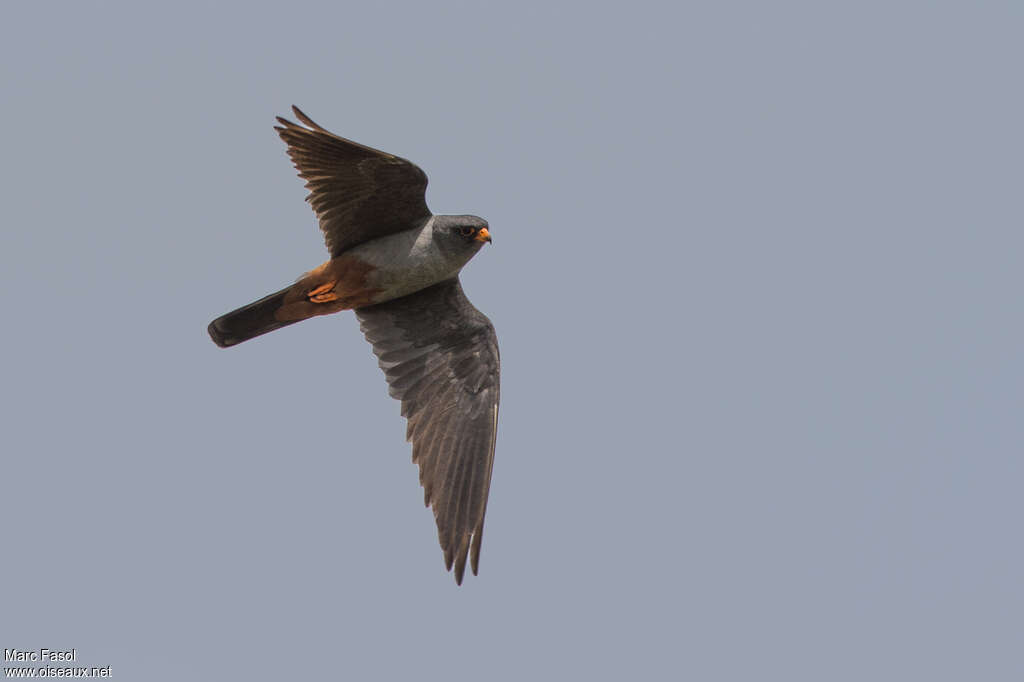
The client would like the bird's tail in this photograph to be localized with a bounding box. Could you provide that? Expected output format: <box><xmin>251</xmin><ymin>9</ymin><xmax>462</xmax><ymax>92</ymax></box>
<box><xmin>208</xmin><ymin>287</ymin><xmax>299</xmax><ymax>348</ymax></box>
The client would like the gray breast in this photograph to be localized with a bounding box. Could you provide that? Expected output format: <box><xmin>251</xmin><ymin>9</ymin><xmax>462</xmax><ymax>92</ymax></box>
<box><xmin>353</xmin><ymin>218</ymin><xmax>466</xmax><ymax>304</ymax></box>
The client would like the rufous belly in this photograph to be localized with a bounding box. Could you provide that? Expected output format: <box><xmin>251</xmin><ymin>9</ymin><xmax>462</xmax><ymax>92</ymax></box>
<box><xmin>274</xmin><ymin>254</ymin><xmax>382</xmax><ymax>322</ymax></box>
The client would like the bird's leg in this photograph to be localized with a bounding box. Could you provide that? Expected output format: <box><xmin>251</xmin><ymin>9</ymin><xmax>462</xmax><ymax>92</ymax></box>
<box><xmin>307</xmin><ymin>281</ymin><xmax>339</xmax><ymax>303</ymax></box>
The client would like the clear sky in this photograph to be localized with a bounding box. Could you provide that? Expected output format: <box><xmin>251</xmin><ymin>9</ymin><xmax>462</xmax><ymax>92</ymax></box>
<box><xmin>2</xmin><ymin>2</ymin><xmax>1021</xmax><ymax>680</ymax></box>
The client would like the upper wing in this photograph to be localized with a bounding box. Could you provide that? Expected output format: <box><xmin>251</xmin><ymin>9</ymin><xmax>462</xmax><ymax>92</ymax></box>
<box><xmin>356</xmin><ymin>278</ymin><xmax>500</xmax><ymax>584</ymax></box>
<box><xmin>275</xmin><ymin>106</ymin><xmax>432</xmax><ymax>256</ymax></box>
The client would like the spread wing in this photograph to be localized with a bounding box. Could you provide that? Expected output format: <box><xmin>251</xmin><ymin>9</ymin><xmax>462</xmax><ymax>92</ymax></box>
<box><xmin>356</xmin><ymin>278</ymin><xmax>500</xmax><ymax>584</ymax></box>
<box><xmin>275</xmin><ymin>106</ymin><xmax>432</xmax><ymax>256</ymax></box>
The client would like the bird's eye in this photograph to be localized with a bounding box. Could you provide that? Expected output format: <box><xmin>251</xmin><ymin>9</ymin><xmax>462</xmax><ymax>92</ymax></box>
<box><xmin>459</xmin><ymin>226</ymin><xmax>476</xmax><ymax>237</ymax></box>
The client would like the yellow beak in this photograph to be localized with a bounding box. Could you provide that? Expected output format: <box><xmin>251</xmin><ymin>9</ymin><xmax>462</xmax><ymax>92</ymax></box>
<box><xmin>475</xmin><ymin>227</ymin><xmax>492</xmax><ymax>243</ymax></box>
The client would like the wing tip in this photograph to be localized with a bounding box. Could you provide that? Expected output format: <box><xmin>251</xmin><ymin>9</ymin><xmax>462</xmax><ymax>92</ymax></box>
<box><xmin>470</xmin><ymin>530</ymin><xmax>483</xmax><ymax>577</ymax></box>
<box><xmin>274</xmin><ymin>106</ymin><xmax>319</xmax><ymax>134</ymax></box>
<box><xmin>291</xmin><ymin>105</ymin><xmax>323</xmax><ymax>131</ymax></box>
<box><xmin>446</xmin><ymin>534</ymin><xmax>473</xmax><ymax>586</ymax></box>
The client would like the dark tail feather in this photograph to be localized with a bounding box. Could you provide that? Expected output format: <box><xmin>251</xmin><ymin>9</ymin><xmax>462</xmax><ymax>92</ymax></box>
<box><xmin>208</xmin><ymin>287</ymin><xmax>298</xmax><ymax>348</ymax></box>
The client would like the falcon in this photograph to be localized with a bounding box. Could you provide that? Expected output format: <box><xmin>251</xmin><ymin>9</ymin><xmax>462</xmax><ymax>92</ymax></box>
<box><xmin>208</xmin><ymin>107</ymin><xmax>499</xmax><ymax>585</ymax></box>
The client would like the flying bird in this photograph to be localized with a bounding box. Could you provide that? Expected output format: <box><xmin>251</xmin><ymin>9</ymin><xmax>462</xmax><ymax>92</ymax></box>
<box><xmin>208</xmin><ymin>107</ymin><xmax>499</xmax><ymax>584</ymax></box>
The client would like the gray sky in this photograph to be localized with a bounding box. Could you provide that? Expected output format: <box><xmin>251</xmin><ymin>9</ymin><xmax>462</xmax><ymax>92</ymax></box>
<box><xmin>2</xmin><ymin>2</ymin><xmax>1021</xmax><ymax>680</ymax></box>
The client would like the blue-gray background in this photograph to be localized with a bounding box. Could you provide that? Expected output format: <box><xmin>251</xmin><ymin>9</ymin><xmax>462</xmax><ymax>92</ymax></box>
<box><xmin>2</xmin><ymin>2</ymin><xmax>1021</xmax><ymax>680</ymax></box>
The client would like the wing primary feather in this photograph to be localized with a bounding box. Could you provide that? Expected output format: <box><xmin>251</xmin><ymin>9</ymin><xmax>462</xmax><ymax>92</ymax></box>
<box><xmin>439</xmin><ymin>429</ymin><xmax>473</xmax><ymax>571</ymax></box>
<box><xmin>291</xmin><ymin>105</ymin><xmax>323</xmax><ymax>131</ymax></box>
<box><xmin>452</xmin><ymin>429</ymin><xmax>485</xmax><ymax>578</ymax></box>
<box><xmin>470</xmin><ymin>403</ymin><xmax>499</xmax><ymax>576</ymax></box>
<box><xmin>453</xmin><ymin>534</ymin><xmax>471</xmax><ymax>585</ymax></box>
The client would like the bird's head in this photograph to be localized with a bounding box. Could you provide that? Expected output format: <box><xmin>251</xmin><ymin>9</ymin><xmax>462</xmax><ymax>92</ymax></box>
<box><xmin>432</xmin><ymin>215</ymin><xmax>492</xmax><ymax>261</ymax></box>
